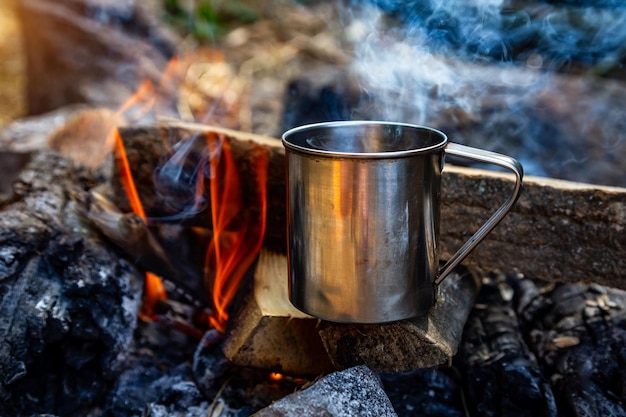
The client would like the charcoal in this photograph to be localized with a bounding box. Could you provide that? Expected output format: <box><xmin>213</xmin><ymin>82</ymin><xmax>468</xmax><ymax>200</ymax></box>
<box><xmin>458</xmin><ymin>277</ymin><xmax>557</xmax><ymax>417</ymax></box>
<box><xmin>193</xmin><ymin>329</ymin><xmax>301</xmax><ymax>414</ymax></box>
<box><xmin>380</xmin><ymin>368</ymin><xmax>466</xmax><ymax>417</ymax></box>
<box><xmin>0</xmin><ymin>150</ymin><xmax>143</xmax><ymax>416</ymax></box>
<box><xmin>512</xmin><ymin>278</ymin><xmax>626</xmax><ymax>416</ymax></box>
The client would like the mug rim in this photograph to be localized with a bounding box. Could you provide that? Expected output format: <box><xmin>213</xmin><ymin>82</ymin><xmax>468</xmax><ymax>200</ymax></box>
<box><xmin>282</xmin><ymin>120</ymin><xmax>448</xmax><ymax>159</ymax></box>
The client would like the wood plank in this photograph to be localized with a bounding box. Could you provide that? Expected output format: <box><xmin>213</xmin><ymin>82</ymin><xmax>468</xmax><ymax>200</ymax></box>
<box><xmin>441</xmin><ymin>166</ymin><xmax>626</xmax><ymax>288</ymax></box>
<box><xmin>117</xmin><ymin>122</ymin><xmax>626</xmax><ymax>289</ymax></box>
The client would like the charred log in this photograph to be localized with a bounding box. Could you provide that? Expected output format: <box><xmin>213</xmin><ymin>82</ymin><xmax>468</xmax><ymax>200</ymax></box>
<box><xmin>0</xmin><ymin>150</ymin><xmax>143</xmax><ymax>416</ymax></box>
<box><xmin>458</xmin><ymin>277</ymin><xmax>557</xmax><ymax>417</ymax></box>
<box><xmin>380</xmin><ymin>368</ymin><xmax>466</xmax><ymax>417</ymax></box>
<box><xmin>512</xmin><ymin>278</ymin><xmax>626</xmax><ymax>416</ymax></box>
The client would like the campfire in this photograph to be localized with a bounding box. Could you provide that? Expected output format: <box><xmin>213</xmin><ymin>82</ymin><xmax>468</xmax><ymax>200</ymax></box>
<box><xmin>1</xmin><ymin>0</ymin><xmax>626</xmax><ymax>416</ymax></box>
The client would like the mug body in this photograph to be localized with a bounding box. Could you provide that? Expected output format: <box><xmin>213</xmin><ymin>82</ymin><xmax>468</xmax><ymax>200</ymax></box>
<box><xmin>283</xmin><ymin>121</ymin><xmax>446</xmax><ymax>323</ymax></box>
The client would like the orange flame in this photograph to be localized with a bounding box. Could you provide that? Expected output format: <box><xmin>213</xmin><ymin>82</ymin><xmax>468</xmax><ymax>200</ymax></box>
<box><xmin>107</xmin><ymin>79</ymin><xmax>167</xmax><ymax>319</ymax></box>
<box><xmin>108</xmin><ymin>52</ymin><xmax>266</xmax><ymax>330</ymax></box>
<box><xmin>203</xmin><ymin>132</ymin><xmax>268</xmax><ymax>332</ymax></box>
<box><xmin>111</xmin><ymin>126</ymin><xmax>167</xmax><ymax>319</ymax></box>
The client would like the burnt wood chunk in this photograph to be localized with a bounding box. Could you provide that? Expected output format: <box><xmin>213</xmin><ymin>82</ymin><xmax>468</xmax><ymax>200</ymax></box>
<box><xmin>117</xmin><ymin>122</ymin><xmax>626</xmax><ymax>289</ymax></box>
<box><xmin>512</xmin><ymin>278</ymin><xmax>626</xmax><ymax>417</ymax></box>
<box><xmin>458</xmin><ymin>278</ymin><xmax>558</xmax><ymax>417</ymax></box>
<box><xmin>0</xmin><ymin>150</ymin><xmax>143</xmax><ymax>416</ymax></box>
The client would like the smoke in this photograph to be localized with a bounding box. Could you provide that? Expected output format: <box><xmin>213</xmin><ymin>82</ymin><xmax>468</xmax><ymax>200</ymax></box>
<box><xmin>334</xmin><ymin>0</ymin><xmax>626</xmax><ymax>185</ymax></box>
<box><xmin>151</xmin><ymin>132</ymin><xmax>224</xmax><ymax>221</ymax></box>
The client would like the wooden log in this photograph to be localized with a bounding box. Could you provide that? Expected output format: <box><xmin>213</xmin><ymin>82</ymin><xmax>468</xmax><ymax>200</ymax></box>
<box><xmin>222</xmin><ymin>250</ymin><xmax>481</xmax><ymax>374</ymax></box>
<box><xmin>510</xmin><ymin>277</ymin><xmax>626</xmax><ymax>416</ymax></box>
<box><xmin>441</xmin><ymin>167</ymin><xmax>626</xmax><ymax>289</ymax></box>
<box><xmin>458</xmin><ymin>278</ymin><xmax>557</xmax><ymax>417</ymax></box>
<box><xmin>17</xmin><ymin>0</ymin><xmax>180</xmax><ymax>115</ymax></box>
<box><xmin>117</xmin><ymin>122</ymin><xmax>626</xmax><ymax>289</ymax></box>
<box><xmin>0</xmin><ymin>149</ymin><xmax>143</xmax><ymax>416</ymax></box>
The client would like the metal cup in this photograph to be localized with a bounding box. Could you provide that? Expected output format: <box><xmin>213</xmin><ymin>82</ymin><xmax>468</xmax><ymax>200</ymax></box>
<box><xmin>282</xmin><ymin>121</ymin><xmax>523</xmax><ymax>323</ymax></box>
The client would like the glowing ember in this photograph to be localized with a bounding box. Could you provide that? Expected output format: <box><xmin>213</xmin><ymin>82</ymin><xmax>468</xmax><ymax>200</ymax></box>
<box><xmin>269</xmin><ymin>372</ymin><xmax>284</xmax><ymax>382</ymax></box>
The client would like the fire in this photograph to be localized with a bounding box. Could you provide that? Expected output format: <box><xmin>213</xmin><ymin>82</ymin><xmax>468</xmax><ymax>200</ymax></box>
<box><xmin>106</xmin><ymin>81</ymin><xmax>166</xmax><ymax>319</ymax></box>
<box><xmin>204</xmin><ymin>132</ymin><xmax>268</xmax><ymax>332</ymax></box>
<box><xmin>109</xmin><ymin>50</ymin><xmax>268</xmax><ymax>330</ymax></box>
<box><xmin>269</xmin><ymin>372</ymin><xmax>284</xmax><ymax>382</ymax></box>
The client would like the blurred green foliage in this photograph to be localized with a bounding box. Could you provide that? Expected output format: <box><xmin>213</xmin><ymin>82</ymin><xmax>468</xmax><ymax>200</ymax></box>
<box><xmin>163</xmin><ymin>0</ymin><xmax>259</xmax><ymax>41</ymax></box>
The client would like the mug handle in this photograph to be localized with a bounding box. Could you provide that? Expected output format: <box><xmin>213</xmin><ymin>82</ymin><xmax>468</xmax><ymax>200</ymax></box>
<box><xmin>434</xmin><ymin>142</ymin><xmax>524</xmax><ymax>285</ymax></box>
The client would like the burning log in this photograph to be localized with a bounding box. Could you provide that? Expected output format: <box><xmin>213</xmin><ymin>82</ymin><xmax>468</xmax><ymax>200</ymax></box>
<box><xmin>223</xmin><ymin>250</ymin><xmax>481</xmax><ymax>374</ymax></box>
<box><xmin>116</xmin><ymin>122</ymin><xmax>626</xmax><ymax>290</ymax></box>
<box><xmin>0</xmin><ymin>149</ymin><xmax>143</xmax><ymax>416</ymax></box>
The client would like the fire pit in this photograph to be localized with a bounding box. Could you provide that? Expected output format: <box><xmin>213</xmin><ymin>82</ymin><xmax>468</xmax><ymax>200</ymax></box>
<box><xmin>1</xmin><ymin>0</ymin><xmax>626</xmax><ymax>416</ymax></box>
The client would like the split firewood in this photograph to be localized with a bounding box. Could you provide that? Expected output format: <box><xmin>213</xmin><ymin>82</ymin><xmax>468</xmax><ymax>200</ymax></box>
<box><xmin>115</xmin><ymin>123</ymin><xmax>287</xmax><ymax>253</ymax></box>
<box><xmin>116</xmin><ymin>123</ymin><xmax>626</xmax><ymax>290</ymax></box>
<box><xmin>222</xmin><ymin>250</ymin><xmax>334</xmax><ymax>376</ymax></box>
<box><xmin>223</xmin><ymin>250</ymin><xmax>481</xmax><ymax>374</ymax></box>
<box><xmin>319</xmin><ymin>266</ymin><xmax>482</xmax><ymax>373</ymax></box>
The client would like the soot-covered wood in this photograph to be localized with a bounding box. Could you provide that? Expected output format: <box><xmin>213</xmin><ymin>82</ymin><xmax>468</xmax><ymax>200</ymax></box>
<box><xmin>512</xmin><ymin>278</ymin><xmax>626</xmax><ymax>417</ymax></box>
<box><xmin>0</xmin><ymin>149</ymin><xmax>143</xmax><ymax>416</ymax></box>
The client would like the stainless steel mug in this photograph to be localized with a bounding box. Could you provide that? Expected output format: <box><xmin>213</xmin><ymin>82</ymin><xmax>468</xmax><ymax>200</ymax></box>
<box><xmin>282</xmin><ymin>121</ymin><xmax>523</xmax><ymax>323</ymax></box>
